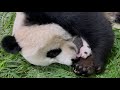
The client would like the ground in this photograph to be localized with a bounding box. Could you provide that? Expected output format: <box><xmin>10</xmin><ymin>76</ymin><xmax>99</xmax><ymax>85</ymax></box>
<box><xmin>0</xmin><ymin>12</ymin><xmax>120</xmax><ymax>78</ymax></box>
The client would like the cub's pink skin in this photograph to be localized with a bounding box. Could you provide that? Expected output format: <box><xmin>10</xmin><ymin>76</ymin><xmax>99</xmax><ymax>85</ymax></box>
<box><xmin>77</xmin><ymin>38</ymin><xmax>92</xmax><ymax>59</ymax></box>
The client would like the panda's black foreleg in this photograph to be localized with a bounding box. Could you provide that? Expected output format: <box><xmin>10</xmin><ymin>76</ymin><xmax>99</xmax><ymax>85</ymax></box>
<box><xmin>72</xmin><ymin>34</ymin><xmax>114</xmax><ymax>76</ymax></box>
<box><xmin>72</xmin><ymin>43</ymin><xmax>113</xmax><ymax>76</ymax></box>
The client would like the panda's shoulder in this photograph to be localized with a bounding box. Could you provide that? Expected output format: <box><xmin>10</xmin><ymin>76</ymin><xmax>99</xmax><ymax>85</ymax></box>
<box><xmin>23</xmin><ymin>12</ymin><xmax>53</xmax><ymax>25</ymax></box>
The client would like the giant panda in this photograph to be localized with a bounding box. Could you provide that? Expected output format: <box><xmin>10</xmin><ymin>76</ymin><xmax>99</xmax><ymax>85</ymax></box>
<box><xmin>104</xmin><ymin>12</ymin><xmax>120</xmax><ymax>29</ymax></box>
<box><xmin>1</xmin><ymin>12</ymin><xmax>114</xmax><ymax>76</ymax></box>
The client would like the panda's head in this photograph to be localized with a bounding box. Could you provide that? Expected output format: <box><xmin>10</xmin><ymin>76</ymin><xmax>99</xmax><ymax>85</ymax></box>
<box><xmin>1</xmin><ymin>12</ymin><xmax>78</xmax><ymax>66</ymax></box>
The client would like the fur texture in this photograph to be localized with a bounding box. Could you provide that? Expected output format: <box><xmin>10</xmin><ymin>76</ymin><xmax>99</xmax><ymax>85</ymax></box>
<box><xmin>1</xmin><ymin>12</ymin><xmax>114</xmax><ymax>76</ymax></box>
<box><xmin>104</xmin><ymin>12</ymin><xmax>120</xmax><ymax>29</ymax></box>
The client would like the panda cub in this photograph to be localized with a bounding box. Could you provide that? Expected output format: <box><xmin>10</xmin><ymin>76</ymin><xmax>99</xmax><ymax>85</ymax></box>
<box><xmin>1</xmin><ymin>12</ymin><xmax>114</xmax><ymax>76</ymax></box>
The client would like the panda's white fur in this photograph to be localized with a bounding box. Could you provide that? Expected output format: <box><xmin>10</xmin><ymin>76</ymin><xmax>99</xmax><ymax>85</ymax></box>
<box><xmin>2</xmin><ymin>12</ymin><xmax>114</xmax><ymax>75</ymax></box>
<box><xmin>104</xmin><ymin>12</ymin><xmax>120</xmax><ymax>29</ymax></box>
<box><xmin>12</xmin><ymin>12</ymin><xmax>78</xmax><ymax>66</ymax></box>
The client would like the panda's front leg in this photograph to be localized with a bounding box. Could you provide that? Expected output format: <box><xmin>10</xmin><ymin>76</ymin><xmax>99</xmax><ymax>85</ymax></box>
<box><xmin>72</xmin><ymin>36</ymin><xmax>114</xmax><ymax>76</ymax></box>
<box><xmin>76</xmin><ymin>38</ymin><xmax>92</xmax><ymax>59</ymax></box>
<box><xmin>72</xmin><ymin>46</ymin><xmax>106</xmax><ymax>76</ymax></box>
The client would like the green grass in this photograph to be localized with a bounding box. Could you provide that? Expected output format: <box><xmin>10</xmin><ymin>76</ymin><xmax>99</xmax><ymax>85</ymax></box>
<box><xmin>0</xmin><ymin>12</ymin><xmax>120</xmax><ymax>78</ymax></box>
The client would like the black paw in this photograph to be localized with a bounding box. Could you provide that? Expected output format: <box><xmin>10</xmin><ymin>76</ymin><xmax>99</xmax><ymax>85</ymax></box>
<box><xmin>94</xmin><ymin>63</ymin><xmax>104</xmax><ymax>74</ymax></box>
<box><xmin>72</xmin><ymin>55</ymin><xmax>103</xmax><ymax>76</ymax></box>
<box><xmin>73</xmin><ymin>64</ymin><xmax>94</xmax><ymax>76</ymax></box>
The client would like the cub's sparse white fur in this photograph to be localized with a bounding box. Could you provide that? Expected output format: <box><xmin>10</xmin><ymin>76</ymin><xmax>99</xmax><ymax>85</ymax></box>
<box><xmin>77</xmin><ymin>38</ymin><xmax>92</xmax><ymax>59</ymax></box>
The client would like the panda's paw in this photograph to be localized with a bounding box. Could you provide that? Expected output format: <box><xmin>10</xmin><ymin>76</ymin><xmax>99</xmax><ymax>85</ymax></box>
<box><xmin>72</xmin><ymin>55</ymin><xmax>103</xmax><ymax>76</ymax></box>
<box><xmin>73</xmin><ymin>56</ymin><xmax>94</xmax><ymax>76</ymax></box>
<box><xmin>73</xmin><ymin>56</ymin><xmax>95</xmax><ymax>76</ymax></box>
<box><xmin>77</xmin><ymin>46</ymin><xmax>92</xmax><ymax>59</ymax></box>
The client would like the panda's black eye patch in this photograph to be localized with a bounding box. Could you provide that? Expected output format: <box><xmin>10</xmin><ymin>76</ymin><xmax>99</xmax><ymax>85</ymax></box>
<box><xmin>47</xmin><ymin>48</ymin><xmax>62</xmax><ymax>58</ymax></box>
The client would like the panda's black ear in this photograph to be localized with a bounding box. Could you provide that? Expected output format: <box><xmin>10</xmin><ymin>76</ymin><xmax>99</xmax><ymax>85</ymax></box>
<box><xmin>1</xmin><ymin>35</ymin><xmax>21</xmax><ymax>54</ymax></box>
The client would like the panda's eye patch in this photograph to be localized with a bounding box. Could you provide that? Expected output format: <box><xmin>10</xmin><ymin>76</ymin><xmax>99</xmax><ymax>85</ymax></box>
<box><xmin>47</xmin><ymin>48</ymin><xmax>62</xmax><ymax>58</ymax></box>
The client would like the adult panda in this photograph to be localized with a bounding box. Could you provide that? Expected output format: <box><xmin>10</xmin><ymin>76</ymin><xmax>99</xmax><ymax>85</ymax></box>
<box><xmin>1</xmin><ymin>12</ymin><xmax>114</xmax><ymax>76</ymax></box>
<box><xmin>104</xmin><ymin>12</ymin><xmax>120</xmax><ymax>29</ymax></box>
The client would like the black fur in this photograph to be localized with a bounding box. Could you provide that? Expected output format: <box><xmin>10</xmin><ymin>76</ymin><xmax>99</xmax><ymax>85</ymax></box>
<box><xmin>23</xmin><ymin>12</ymin><xmax>114</xmax><ymax>75</ymax></box>
<box><xmin>47</xmin><ymin>48</ymin><xmax>62</xmax><ymax>58</ymax></box>
<box><xmin>1</xmin><ymin>12</ymin><xmax>114</xmax><ymax>75</ymax></box>
<box><xmin>1</xmin><ymin>36</ymin><xmax>21</xmax><ymax>54</ymax></box>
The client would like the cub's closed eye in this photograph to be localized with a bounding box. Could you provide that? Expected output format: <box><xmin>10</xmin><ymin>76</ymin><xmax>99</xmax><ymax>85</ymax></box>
<box><xmin>47</xmin><ymin>48</ymin><xmax>62</xmax><ymax>58</ymax></box>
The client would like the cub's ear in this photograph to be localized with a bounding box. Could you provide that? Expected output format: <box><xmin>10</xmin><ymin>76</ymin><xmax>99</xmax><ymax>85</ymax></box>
<box><xmin>1</xmin><ymin>35</ymin><xmax>21</xmax><ymax>54</ymax></box>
